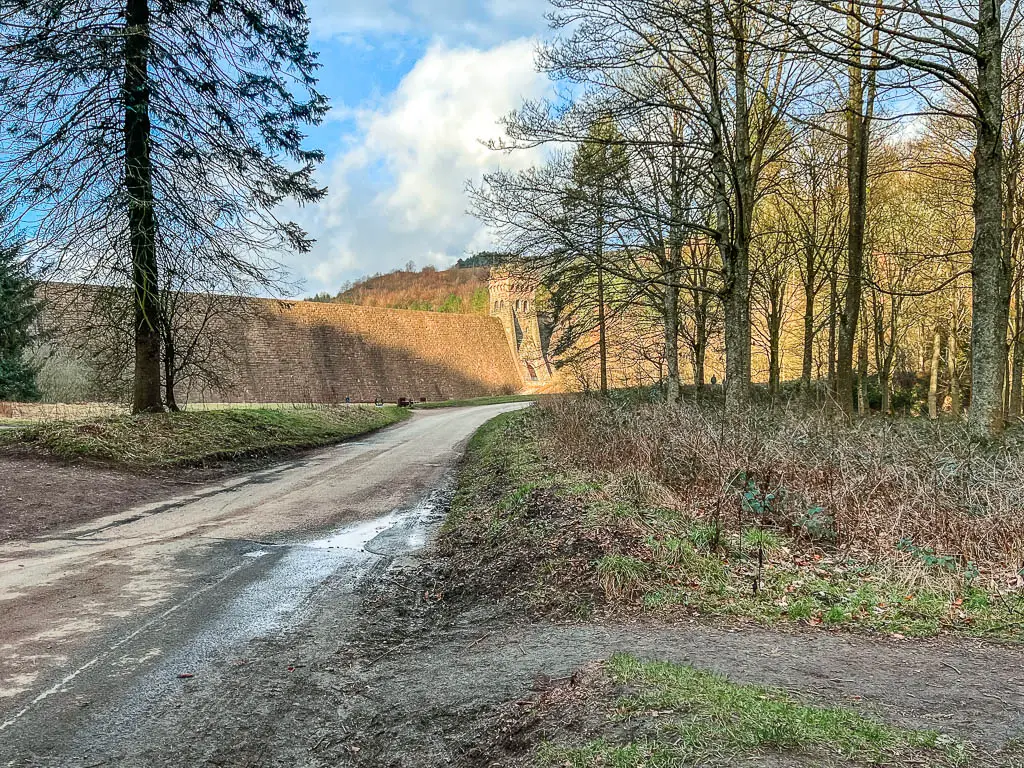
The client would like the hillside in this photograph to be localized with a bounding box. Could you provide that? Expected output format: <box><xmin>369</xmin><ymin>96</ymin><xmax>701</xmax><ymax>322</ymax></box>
<box><xmin>310</xmin><ymin>266</ymin><xmax>491</xmax><ymax>315</ymax></box>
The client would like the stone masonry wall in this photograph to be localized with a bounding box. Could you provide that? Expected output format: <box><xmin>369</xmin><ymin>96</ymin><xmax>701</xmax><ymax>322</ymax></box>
<box><xmin>38</xmin><ymin>285</ymin><xmax>527</xmax><ymax>404</ymax></box>
<box><xmin>210</xmin><ymin>299</ymin><xmax>525</xmax><ymax>403</ymax></box>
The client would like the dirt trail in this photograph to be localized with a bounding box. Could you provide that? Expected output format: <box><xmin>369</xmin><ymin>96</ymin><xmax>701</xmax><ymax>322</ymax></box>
<box><xmin>17</xmin><ymin>543</ymin><xmax>1022</xmax><ymax>767</ymax></box>
<box><xmin>1</xmin><ymin>401</ymin><xmax>1022</xmax><ymax>766</ymax></box>
<box><xmin>0</xmin><ymin>404</ymin><xmax>526</xmax><ymax>734</ymax></box>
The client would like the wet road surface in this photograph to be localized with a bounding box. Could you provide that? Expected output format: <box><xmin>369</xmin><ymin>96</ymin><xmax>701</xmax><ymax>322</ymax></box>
<box><xmin>0</xmin><ymin>403</ymin><xmax>525</xmax><ymax>766</ymax></box>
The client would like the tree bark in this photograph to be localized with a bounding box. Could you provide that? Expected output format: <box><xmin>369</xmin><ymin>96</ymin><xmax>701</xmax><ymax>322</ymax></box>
<box><xmin>879</xmin><ymin>367</ymin><xmax>891</xmax><ymax>415</ymax></box>
<box><xmin>664</xmin><ymin>247</ymin><xmax>681</xmax><ymax>403</ymax></box>
<box><xmin>125</xmin><ymin>0</ymin><xmax>162</xmax><ymax>414</ymax></box>
<box><xmin>1011</xmin><ymin>281</ymin><xmax>1024</xmax><ymax>416</ymax></box>
<box><xmin>856</xmin><ymin>321</ymin><xmax>869</xmax><ymax>414</ymax></box>
<box><xmin>707</xmin><ymin>0</ymin><xmax>751</xmax><ymax>409</ymax></box>
<box><xmin>968</xmin><ymin>0</ymin><xmax>1009</xmax><ymax>436</ymax></box>
<box><xmin>768</xmin><ymin>284</ymin><xmax>784</xmax><ymax>396</ymax></box>
<box><xmin>948</xmin><ymin>327</ymin><xmax>962</xmax><ymax>417</ymax></box>
<box><xmin>163</xmin><ymin>326</ymin><xmax>179</xmax><ymax>412</ymax></box>
<box><xmin>928</xmin><ymin>328</ymin><xmax>942</xmax><ymax>419</ymax></box>
<box><xmin>801</xmin><ymin>256</ymin><xmax>815</xmax><ymax>387</ymax></box>
<box><xmin>836</xmin><ymin>4</ymin><xmax>869</xmax><ymax>417</ymax></box>
<box><xmin>597</xmin><ymin>254</ymin><xmax>608</xmax><ymax>394</ymax></box>
<box><xmin>664</xmin><ymin>152</ymin><xmax>684</xmax><ymax>404</ymax></box>
<box><xmin>827</xmin><ymin>265</ymin><xmax>838</xmax><ymax>383</ymax></box>
<box><xmin>691</xmin><ymin>287</ymin><xmax>708</xmax><ymax>387</ymax></box>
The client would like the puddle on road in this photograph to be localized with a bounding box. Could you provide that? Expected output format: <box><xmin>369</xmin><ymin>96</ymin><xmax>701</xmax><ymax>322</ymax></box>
<box><xmin>304</xmin><ymin>511</ymin><xmax>401</xmax><ymax>552</ymax></box>
<box><xmin>177</xmin><ymin>491</ymin><xmax>447</xmax><ymax>664</ymax></box>
<box><xmin>300</xmin><ymin>490</ymin><xmax>444</xmax><ymax>556</ymax></box>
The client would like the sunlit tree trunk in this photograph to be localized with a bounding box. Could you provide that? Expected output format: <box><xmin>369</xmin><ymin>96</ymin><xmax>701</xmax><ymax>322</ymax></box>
<box><xmin>801</xmin><ymin>250</ymin><xmax>815</xmax><ymax>387</ymax></box>
<box><xmin>928</xmin><ymin>328</ymin><xmax>942</xmax><ymax>419</ymax></box>
<box><xmin>856</xmin><ymin>320</ymin><xmax>869</xmax><ymax>414</ymax></box>
<box><xmin>767</xmin><ymin>282</ymin><xmax>786</xmax><ymax>396</ymax></box>
<box><xmin>968</xmin><ymin>0</ymin><xmax>1010</xmax><ymax>435</ymax></box>
<box><xmin>948</xmin><ymin>322</ymin><xmax>962</xmax><ymax>417</ymax></box>
<box><xmin>1010</xmin><ymin>279</ymin><xmax>1024</xmax><ymax>415</ymax></box>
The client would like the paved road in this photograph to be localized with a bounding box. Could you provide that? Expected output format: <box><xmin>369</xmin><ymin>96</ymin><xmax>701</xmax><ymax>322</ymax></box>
<box><xmin>0</xmin><ymin>403</ymin><xmax>525</xmax><ymax>766</ymax></box>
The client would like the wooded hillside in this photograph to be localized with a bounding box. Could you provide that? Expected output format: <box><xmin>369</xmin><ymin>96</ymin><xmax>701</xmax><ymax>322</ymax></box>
<box><xmin>309</xmin><ymin>266</ymin><xmax>491</xmax><ymax>315</ymax></box>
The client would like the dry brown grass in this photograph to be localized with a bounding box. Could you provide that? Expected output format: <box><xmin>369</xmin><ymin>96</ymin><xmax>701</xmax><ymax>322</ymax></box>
<box><xmin>538</xmin><ymin>396</ymin><xmax>1024</xmax><ymax>578</ymax></box>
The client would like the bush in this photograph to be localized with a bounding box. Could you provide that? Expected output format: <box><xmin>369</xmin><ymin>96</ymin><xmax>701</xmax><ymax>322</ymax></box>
<box><xmin>0</xmin><ymin>354</ymin><xmax>40</xmax><ymax>401</ymax></box>
<box><xmin>537</xmin><ymin>395</ymin><xmax>1024</xmax><ymax>572</ymax></box>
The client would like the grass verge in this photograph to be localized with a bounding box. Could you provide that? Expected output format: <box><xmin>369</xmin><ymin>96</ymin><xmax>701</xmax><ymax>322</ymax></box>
<box><xmin>413</xmin><ymin>394</ymin><xmax>537</xmax><ymax>409</ymax></box>
<box><xmin>526</xmin><ymin>653</ymin><xmax>971</xmax><ymax>767</ymax></box>
<box><xmin>440</xmin><ymin>408</ymin><xmax>1024</xmax><ymax>640</ymax></box>
<box><xmin>0</xmin><ymin>405</ymin><xmax>408</xmax><ymax>468</ymax></box>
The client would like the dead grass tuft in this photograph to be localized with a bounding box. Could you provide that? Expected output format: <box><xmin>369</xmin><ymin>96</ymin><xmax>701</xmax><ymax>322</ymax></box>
<box><xmin>441</xmin><ymin>400</ymin><xmax>1024</xmax><ymax>638</ymax></box>
<box><xmin>540</xmin><ymin>396</ymin><xmax>1024</xmax><ymax>580</ymax></box>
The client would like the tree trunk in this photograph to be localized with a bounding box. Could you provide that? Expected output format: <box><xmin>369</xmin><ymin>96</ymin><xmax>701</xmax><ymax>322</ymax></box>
<box><xmin>928</xmin><ymin>328</ymin><xmax>942</xmax><ymax>419</ymax></box>
<box><xmin>968</xmin><ymin>0</ymin><xmax>1009</xmax><ymax>436</ymax></box>
<box><xmin>827</xmin><ymin>267</ymin><xmax>838</xmax><ymax>382</ymax></box>
<box><xmin>664</xmin><ymin>253</ymin><xmax>681</xmax><ymax>403</ymax></box>
<box><xmin>722</xmin><ymin>257</ymin><xmax>751</xmax><ymax>405</ymax></box>
<box><xmin>665</xmin><ymin>160</ymin><xmax>684</xmax><ymax>403</ymax></box>
<box><xmin>768</xmin><ymin>287</ymin><xmax>783</xmax><ymax>396</ymax></box>
<box><xmin>163</xmin><ymin>328</ymin><xmax>180</xmax><ymax>412</ymax></box>
<box><xmin>948</xmin><ymin>328</ymin><xmax>962</xmax><ymax>417</ymax></box>
<box><xmin>801</xmin><ymin>262</ymin><xmax>815</xmax><ymax>387</ymax></box>
<box><xmin>125</xmin><ymin>0</ymin><xmax>162</xmax><ymax>414</ymax></box>
<box><xmin>708</xmin><ymin>0</ymin><xmax>751</xmax><ymax>410</ymax></box>
<box><xmin>836</xmin><ymin>7</ymin><xmax>869</xmax><ymax>417</ymax></box>
<box><xmin>693</xmin><ymin>342</ymin><xmax>706</xmax><ymax>387</ymax></box>
<box><xmin>728</xmin><ymin>5</ymin><xmax>753</xmax><ymax>408</ymax></box>
<box><xmin>597</xmin><ymin>256</ymin><xmax>608</xmax><ymax>395</ymax></box>
<box><xmin>856</xmin><ymin>322</ymin><xmax>869</xmax><ymax>414</ymax></box>
<box><xmin>1011</xmin><ymin>338</ymin><xmax>1024</xmax><ymax>417</ymax></box>
<box><xmin>880</xmin><ymin>366</ymin><xmax>891</xmax><ymax>415</ymax></box>
<box><xmin>692</xmin><ymin>291</ymin><xmax>708</xmax><ymax>388</ymax></box>
<box><xmin>1011</xmin><ymin>284</ymin><xmax>1024</xmax><ymax>416</ymax></box>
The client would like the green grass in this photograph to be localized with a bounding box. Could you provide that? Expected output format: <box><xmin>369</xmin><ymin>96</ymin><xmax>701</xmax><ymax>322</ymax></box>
<box><xmin>0</xmin><ymin>405</ymin><xmax>408</xmax><ymax>468</ymax></box>
<box><xmin>413</xmin><ymin>394</ymin><xmax>537</xmax><ymax>409</ymax></box>
<box><xmin>441</xmin><ymin>409</ymin><xmax>1024</xmax><ymax>640</ymax></box>
<box><xmin>444</xmin><ymin>410</ymin><xmax>547</xmax><ymax>530</ymax></box>
<box><xmin>536</xmin><ymin>654</ymin><xmax>970</xmax><ymax>767</ymax></box>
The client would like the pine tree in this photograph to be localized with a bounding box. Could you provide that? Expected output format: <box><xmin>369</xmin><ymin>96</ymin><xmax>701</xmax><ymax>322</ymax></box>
<box><xmin>0</xmin><ymin>244</ymin><xmax>42</xmax><ymax>401</ymax></box>
<box><xmin>0</xmin><ymin>0</ymin><xmax>328</xmax><ymax>412</ymax></box>
<box><xmin>564</xmin><ymin>118</ymin><xmax>629</xmax><ymax>393</ymax></box>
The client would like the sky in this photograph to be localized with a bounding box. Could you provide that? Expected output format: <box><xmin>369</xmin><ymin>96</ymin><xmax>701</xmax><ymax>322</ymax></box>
<box><xmin>285</xmin><ymin>0</ymin><xmax>555</xmax><ymax>296</ymax></box>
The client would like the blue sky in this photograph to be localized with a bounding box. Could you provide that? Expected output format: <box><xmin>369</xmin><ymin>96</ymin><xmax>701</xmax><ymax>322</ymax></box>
<box><xmin>284</xmin><ymin>0</ymin><xmax>554</xmax><ymax>295</ymax></box>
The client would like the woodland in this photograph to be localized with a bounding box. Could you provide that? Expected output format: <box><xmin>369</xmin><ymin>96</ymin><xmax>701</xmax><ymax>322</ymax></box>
<box><xmin>471</xmin><ymin>0</ymin><xmax>1024</xmax><ymax>436</ymax></box>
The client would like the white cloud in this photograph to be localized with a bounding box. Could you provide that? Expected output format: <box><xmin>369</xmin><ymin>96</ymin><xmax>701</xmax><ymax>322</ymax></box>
<box><xmin>284</xmin><ymin>39</ymin><xmax>549</xmax><ymax>294</ymax></box>
<box><xmin>307</xmin><ymin>0</ymin><xmax>550</xmax><ymax>45</ymax></box>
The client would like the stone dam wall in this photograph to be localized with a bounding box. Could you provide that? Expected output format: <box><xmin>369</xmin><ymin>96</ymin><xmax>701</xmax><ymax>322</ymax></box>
<box><xmin>39</xmin><ymin>285</ymin><xmax>527</xmax><ymax>404</ymax></box>
<box><xmin>212</xmin><ymin>299</ymin><xmax>525</xmax><ymax>403</ymax></box>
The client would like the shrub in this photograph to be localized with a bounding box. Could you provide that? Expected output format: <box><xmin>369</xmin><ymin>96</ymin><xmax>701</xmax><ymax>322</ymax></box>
<box><xmin>536</xmin><ymin>395</ymin><xmax>1024</xmax><ymax>576</ymax></box>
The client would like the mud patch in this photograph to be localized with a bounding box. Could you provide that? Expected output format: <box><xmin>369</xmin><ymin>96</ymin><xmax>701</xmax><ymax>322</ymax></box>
<box><xmin>0</xmin><ymin>455</ymin><xmax>197</xmax><ymax>543</ymax></box>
